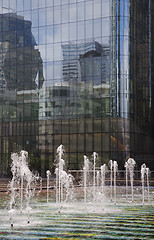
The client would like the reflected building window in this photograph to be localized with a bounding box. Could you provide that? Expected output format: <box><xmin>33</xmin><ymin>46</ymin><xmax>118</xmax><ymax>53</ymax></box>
<box><xmin>62</xmin><ymin>41</ymin><xmax>110</xmax><ymax>85</ymax></box>
<box><xmin>0</xmin><ymin>13</ymin><xmax>44</xmax><ymax>91</ymax></box>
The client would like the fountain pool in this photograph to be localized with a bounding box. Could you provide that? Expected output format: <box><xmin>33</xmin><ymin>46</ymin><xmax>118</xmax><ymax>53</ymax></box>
<box><xmin>0</xmin><ymin>147</ymin><xmax>154</xmax><ymax>239</ymax></box>
<box><xmin>0</xmin><ymin>192</ymin><xmax>154</xmax><ymax>240</ymax></box>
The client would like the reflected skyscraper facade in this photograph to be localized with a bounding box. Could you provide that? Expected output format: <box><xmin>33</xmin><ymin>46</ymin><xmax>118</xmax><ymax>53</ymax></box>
<box><xmin>0</xmin><ymin>0</ymin><xmax>153</xmax><ymax>177</ymax></box>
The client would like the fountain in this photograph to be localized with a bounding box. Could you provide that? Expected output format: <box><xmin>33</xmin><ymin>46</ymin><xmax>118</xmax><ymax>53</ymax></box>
<box><xmin>100</xmin><ymin>164</ymin><xmax>107</xmax><ymax>196</ymax></box>
<box><xmin>125</xmin><ymin>158</ymin><xmax>136</xmax><ymax>202</ymax></box>
<box><xmin>46</xmin><ymin>170</ymin><xmax>51</xmax><ymax>203</ymax></box>
<box><xmin>7</xmin><ymin>150</ymin><xmax>41</xmax><ymax>227</ymax></box>
<box><xmin>83</xmin><ymin>155</ymin><xmax>90</xmax><ymax>204</ymax></box>
<box><xmin>146</xmin><ymin>167</ymin><xmax>150</xmax><ymax>202</ymax></box>
<box><xmin>113</xmin><ymin>160</ymin><xmax>118</xmax><ymax>203</ymax></box>
<box><xmin>9</xmin><ymin>150</ymin><xmax>40</xmax><ymax>212</ymax></box>
<box><xmin>92</xmin><ymin>152</ymin><xmax>98</xmax><ymax>202</ymax></box>
<box><xmin>109</xmin><ymin>160</ymin><xmax>113</xmax><ymax>201</ymax></box>
<box><xmin>54</xmin><ymin>144</ymin><xmax>74</xmax><ymax>203</ymax></box>
<box><xmin>0</xmin><ymin>145</ymin><xmax>153</xmax><ymax>239</ymax></box>
<box><xmin>124</xmin><ymin>160</ymin><xmax>129</xmax><ymax>199</ymax></box>
<box><xmin>55</xmin><ymin>144</ymin><xmax>65</xmax><ymax>203</ymax></box>
<box><xmin>141</xmin><ymin>163</ymin><xmax>150</xmax><ymax>205</ymax></box>
<box><xmin>96</xmin><ymin>170</ymin><xmax>100</xmax><ymax>195</ymax></box>
<box><xmin>141</xmin><ymin>163</ymin><xmax>146</xmax><ymax>205</ymax></box>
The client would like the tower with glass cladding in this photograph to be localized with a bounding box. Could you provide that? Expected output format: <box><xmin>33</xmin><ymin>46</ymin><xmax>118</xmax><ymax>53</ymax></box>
<box><xmin>0</xmin><ymin>0</ymin><xmax>153</xmax><ymax>177</ymax></box>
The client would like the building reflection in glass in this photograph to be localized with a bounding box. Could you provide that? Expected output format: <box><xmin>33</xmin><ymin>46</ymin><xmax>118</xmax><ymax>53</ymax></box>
<box><xmin>0</xmin><ymin>0</ymin><xmax>153</xmax><ymax>177</ymax></box>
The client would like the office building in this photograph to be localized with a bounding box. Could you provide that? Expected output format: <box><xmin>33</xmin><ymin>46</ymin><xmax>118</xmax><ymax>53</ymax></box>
<box><xmin>0</xmin><ymin>0</ymin><xmax>153</xmax><ymax>177</ymax></box>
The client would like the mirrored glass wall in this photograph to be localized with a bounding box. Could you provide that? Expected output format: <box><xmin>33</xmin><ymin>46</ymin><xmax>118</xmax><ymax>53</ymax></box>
<box><xmin>0</xmin><ymin>0</ymin><xmax>153</xmax><ymax>176</ymax></box>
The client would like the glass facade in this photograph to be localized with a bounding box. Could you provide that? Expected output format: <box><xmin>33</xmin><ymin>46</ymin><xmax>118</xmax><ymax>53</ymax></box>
<box><xmin>0</xmin><ymin>0</ymin><xmax>153</xmax><ymax>177</ymax></box>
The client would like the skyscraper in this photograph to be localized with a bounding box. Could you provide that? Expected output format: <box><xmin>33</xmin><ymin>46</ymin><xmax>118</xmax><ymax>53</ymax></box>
<box><xmin>0</xmin><ymin>0</ymin><xmax>153</xmax><ymax>177</ymax></box>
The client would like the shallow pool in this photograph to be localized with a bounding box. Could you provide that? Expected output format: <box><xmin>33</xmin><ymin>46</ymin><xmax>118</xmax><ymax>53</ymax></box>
<box><xmin>0</xmin><ymin>195</ymin><xmax>154</xmax><ymax>240</ymax></box>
